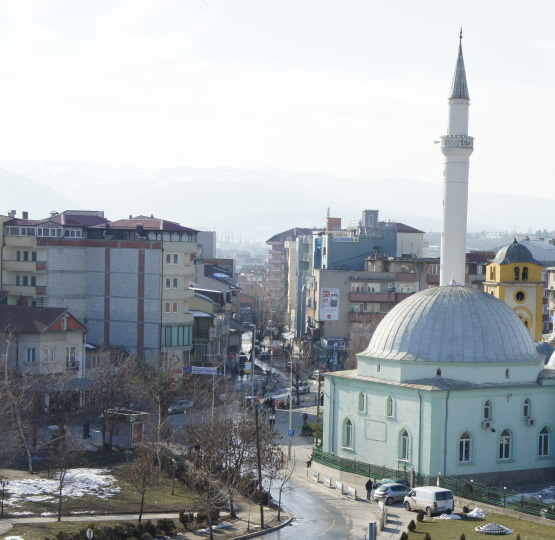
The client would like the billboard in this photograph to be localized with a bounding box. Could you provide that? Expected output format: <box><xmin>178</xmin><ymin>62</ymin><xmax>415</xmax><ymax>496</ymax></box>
<box><xmin>320</xmin><ymin>287</ymin><xmax>339</xmax><ymax>321</ymax></box>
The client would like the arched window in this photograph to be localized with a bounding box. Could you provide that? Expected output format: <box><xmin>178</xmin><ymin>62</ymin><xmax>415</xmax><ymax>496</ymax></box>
<box><xmin>358</xmin><ymin>392</ymin><xmax>365</xmax><ymax>412</ymax></box>
<box><xmin>522</xmin><ymin>267</ymin><xmax>528</xmax><ymax>281</ymax></box>
<box><xmin>483</xmin><ymin>400</ymin><xmax>492</xmax><ymax>421</ymax></box>
<box><xmin>489</xmin><ymin>267</ymin><xmax>494</xmax><ymax>279</ymax></box>
<box><xmin>506</xmin><ymin>368</ymin><xmax>510</xmax><ymax>378</ymax></box>
<box><xmin>343</xmin><ymin>418</ymin><xmax>353</xmax><ymax>448</ymax></box>
<box><xmin>459</xmin><ymin>432</ymin><xmax>472</xmax><ymax>463</ymax></box>
<box><xmin>539</xmin><ymin>427</ymin><xmax>550</xmax><ymax>457</ymax></box>
<box><xmin>523</xmin><ymin>398</ymin><xmax>531</xmax><ymax>418</ymax></box>
<box><xmin>399</xmin><ymin>429</ymin><xmax>410</xmax><ymax>460</ymax></box>
<box><xmin>436</xmin><ymin>368</ymin><xmax>442</xmax><ymax>377</ymax></box>
<box><xmin>514</xmin><ymin>267</ymin><xmax>520</xmax><ymax>281</ymax></box>
<box><xmin>386</xmin><ymin>396</ymin><xmax>394</xmax><ymax>418</ymax></box>
<box><xmin>499</xmin><ymin>430</ymin><xmax>512</xmax><ymax>460</ymax></box>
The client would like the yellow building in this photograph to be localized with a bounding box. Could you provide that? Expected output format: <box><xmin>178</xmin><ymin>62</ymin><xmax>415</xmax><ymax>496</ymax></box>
<box><xmin>484</xmin><ymin>239</ymin><xmax>543</xmax><ymax>341</ymax></box>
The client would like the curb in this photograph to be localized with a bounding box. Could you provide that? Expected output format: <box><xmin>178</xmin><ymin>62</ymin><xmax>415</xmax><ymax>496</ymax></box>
<box><xmin>0</xmin><ymin>521</ymin><xmax>13</xmax><ymax>535</ymax></box>
<box><xmin>233</xmin><ymin>516</ymin><xmax>294</xmax><ymax>539</ymax></box>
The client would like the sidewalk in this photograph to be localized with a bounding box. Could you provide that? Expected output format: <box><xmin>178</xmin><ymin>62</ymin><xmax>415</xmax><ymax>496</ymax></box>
<box><xmin>1</xmin><ymin>503</ymin><xmax>291</xmax><ymax>539</ymax></box>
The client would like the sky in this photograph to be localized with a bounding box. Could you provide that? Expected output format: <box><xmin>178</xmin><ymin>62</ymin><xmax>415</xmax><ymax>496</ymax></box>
<box><xmin>0</xmin><ymin>1</ymin><xmax>554</xmax><ymax>199</ymax></box>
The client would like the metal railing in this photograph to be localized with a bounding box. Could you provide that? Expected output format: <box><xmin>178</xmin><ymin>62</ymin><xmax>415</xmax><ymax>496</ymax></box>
<box><xmin>312</xmin><ymin>448</ymin><xmax>554</xmax><ymax>521</ymax></box>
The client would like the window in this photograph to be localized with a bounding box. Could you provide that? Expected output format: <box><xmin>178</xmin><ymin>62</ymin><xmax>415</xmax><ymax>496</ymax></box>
<box><xmin>539</xmin><ymin>427</ymin><xmax>550</xmax><ymax>457</ymax></box>
<box><xmin>173</xmin><ymin>277</ymin><xmax>178</xmax><ymax>289</ymax></box>
<box><xmin>429</xmin><ymin>264</ymin><xmax>440</xmax><ymax>275</ymax></box>
<box><xmin>166</xmin><ymin>253</ymin><xmax>171</xmax><ymax>264</ymax></box>
<box><xmin>165</xmin><ymin>278</ymin><xmax>171</xmax><ymax>289</ymax></box>
<box><xmin>489</xmin><ymin>266</ymin><xmax>495</xmax><ymax>279</ymax></box>
<box><xmin>436</xmin><ymin>368</ymin><xmax>442</xmax><ymax>377</ymax></box>
<box><xmin>32</xmin><ymin>251</ymin><xmax>37</xmax><ymax>261</ymax></box>
<box><xmin>62</xmin><ymin>317</ymin><xmax>67</xmax><ymax>331</ymax></box>
<box><xmin>522</xmin><ymin>267</ymin><xmax>528</xmax><ymax>281</ymax></box>
<box><xmin>66</xmin><ymin>346</ymin><xmax>77</xmax><ymax>369</ymax></box>
<box><xmin>459</xmin><ymin>432</ymin><xmax>472</xmax><ymax>463</ymax></box>
<box><xmin>31</xmin><ymin>276</ymin><xmax>36</xmax><ymax>286</ymax></box>
<box><xmin>172</xmin><ymin>302</ymin><xmax>178</xmax><ymax>313</ymax></box>
<box><xmin>42</xmin><ymin>347</ymin><xmax>55</xmax><ymax>363</ymax></box>
<box><xmin>499</xmin><ymin>429</ymin><xmax>512</xmax><ymax>460</ymax></box>
<box><xmin>523</xmin><ymin>398</ymin><xmax>530</xmax><ymax>418</ymax></box>
<box><xmin>16</xmin><ymin>275</ymin><xmax>20</xmax><ymax>286</ymax></box>
<box><xmin>16</xmin><ymin>250</ymin><xmax>21</xmax><ymax>261</ymax></box>
<box><xmin>87</xmin><ymin>355</ymin><xmax>101</xmax><ymax>369</ymax></box>
<box><xmin>505</xmin><ymin>368</ymin><xmax>510</xmax><ymax>378</ymax></box>
<box><xmin>399</xmin><ymin>429</ymin><xmax>410</xmax><ymax>460</ymax></box>
<box><xmin>173</xmin><ymin>254</ymin><xmax>178</xmax><ymax>264</ymax></box>
<box><xmin>358</xmin><ymin>392</ymin><xmax>365</xmax><ymax>412</ymax></box>
<box><xmin>483</xmin><ymin>400</ymin><xmax>492</xmax><ymax>421</ymax></box>
<box><xmin>165</xmin><ymin>302</ymin><xmax>170</xmax><ymax>313</ymax></box>
<box><xmin>26</xmin><ymin>348</ymin><xmax>36</xmax><ymax>363</ymax></box>
<box><xmin>477</xmin><ymin>265</ymin><xmax>483</xmax><ymax>275</ymax></box>
<box><xmin>163</xmin><ymin>325</ymin><xmax>192</xmax><ymax>347</ymax></box>
<box><xmin>23</xmin><ymin>251</ymin><xmax>29</xmax><ymax>261</ymax></box>
<box><xmin>386</xmin><ymin>396</ymin><xmax>394</xmax><ymax>418</ymax></box>
<box><xmin>514</xmin><ymin>267</ymin><xmax>520</xmax><ymax>281</ymax></box>
<box><xmin>22</xmin><ymin>276</ymin><xmax>29</xmax><ymax>286</ymax></box>
<box><xmin>343</xmin><ymin>419</ymin><xmax>353</xmax><ymax>448</ymax></box>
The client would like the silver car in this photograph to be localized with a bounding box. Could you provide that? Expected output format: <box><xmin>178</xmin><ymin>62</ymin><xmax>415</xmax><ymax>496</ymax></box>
<box><xmin>374</xmin><ymin>483</ymin><xmax>412</xmax><ymax>505</ymax></box>
<box><xmin>167</xmin><ymin>399</ymin><xmax>193</xmax><ymax>414</ymax></box>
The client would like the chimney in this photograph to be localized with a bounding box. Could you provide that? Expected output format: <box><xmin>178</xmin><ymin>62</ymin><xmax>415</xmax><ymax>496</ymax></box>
<box><xmin>8</xmin><ymin>210</ymin><xmax>16</xmax><ymax>218</ymax></box>
<box><xmin>22</xmin><ymin>211</ymin><xmax>29</xmax><ymax>219</ymax></box>
<box><xmin>326</xmin><ymin>217</ymin><xmax>342</xmax><ymax>232</ymax></box>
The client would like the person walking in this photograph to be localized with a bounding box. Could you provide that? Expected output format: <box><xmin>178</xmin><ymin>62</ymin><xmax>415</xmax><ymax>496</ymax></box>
<box><xmin>371</xmin><ymin>480</ymin><xmax>378</xmax><ymax>501</ymax></box>
<box><xmin>365</xmin><ymin>478</ymin><xmax>373</xmax><ymax>501</ymax></box>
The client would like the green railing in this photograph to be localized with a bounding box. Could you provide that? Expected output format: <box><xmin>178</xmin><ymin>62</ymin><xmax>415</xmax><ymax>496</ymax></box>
<box><xmin>312</xmin><ymin>448</ymin><xmax>554</xmax><ymax>521</ymax></box>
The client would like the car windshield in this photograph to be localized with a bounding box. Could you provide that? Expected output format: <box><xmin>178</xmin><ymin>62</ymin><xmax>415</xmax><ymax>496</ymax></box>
<box><xmin>436</xmin><ymin>491</ymin><xmax>453</xmax><ymax>501</ymax></box>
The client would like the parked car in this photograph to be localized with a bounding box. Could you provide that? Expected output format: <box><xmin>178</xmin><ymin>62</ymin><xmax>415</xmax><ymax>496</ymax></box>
<box><xmin>296</xmin><ymin>381</ymin><xmax>311</xmax><ymax>394</ymax></box>
<box><xmin>167</xmin><ymin>399</ymin><xmax>193</xmax><ymax>414</ymax></box>
<box><xmin>309</xmin><ymin>369</ymin><xmax>321</xmax><ymax>380</ymax></box>
<box><xmin>260</xmin><ymin>351</ymin><xmax>271</xmax><ymax>361</ymax></box>
<box><xmin>374</xmin><ymin>483</ymin><xmax>412</xmax><ymax>505</ymax></box>
<box><xmin>403</xmin><ymin>486</ymin><xmax>454</xmax><ymax>516</ymax></box>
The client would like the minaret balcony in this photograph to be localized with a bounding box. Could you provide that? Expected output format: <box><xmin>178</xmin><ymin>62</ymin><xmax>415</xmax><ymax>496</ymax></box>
<box><xmin>440</xmin><ymin>135</ymin><xmax>474</xmax><ymax>148</ymax></box>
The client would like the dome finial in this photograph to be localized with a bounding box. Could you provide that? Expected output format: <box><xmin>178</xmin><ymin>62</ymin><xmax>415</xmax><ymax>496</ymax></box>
<box><xmin>460</xmin><ymin>27</ymin><xmax>463</xmax><ymax>43</ymax></box>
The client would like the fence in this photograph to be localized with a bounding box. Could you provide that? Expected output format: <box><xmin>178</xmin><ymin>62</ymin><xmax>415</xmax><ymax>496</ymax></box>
<box><xmin>312</xmin><ymin>447</ymin><xmax>555</xmax><ymax>522</ymax></box>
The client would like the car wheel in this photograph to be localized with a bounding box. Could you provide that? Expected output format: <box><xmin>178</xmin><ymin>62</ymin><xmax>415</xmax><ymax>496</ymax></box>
<box><xmin>404</xmin><ymin>501</ymin><xmax>411</xmax><ymax>511</ymax></box>
<box><xmin>386</xmin><ymin>497</ymin><xmax>393</xmax><ymax>505</ymax></box>
<box><xmin>426</xmin><ymin>507</ymin><xmax>432</xmax><ymax>517</ymax></box>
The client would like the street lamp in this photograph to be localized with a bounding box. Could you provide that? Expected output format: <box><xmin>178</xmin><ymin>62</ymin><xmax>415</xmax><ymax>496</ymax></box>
<box><xmin>277</xmin><ymin>347</ymin><xmax>293</xmax><ymax>460</ymax></box>
<box><xmin>503</xmin><ymin>486</ymin><xmax>507</xmax><ymax>507</ymax></box>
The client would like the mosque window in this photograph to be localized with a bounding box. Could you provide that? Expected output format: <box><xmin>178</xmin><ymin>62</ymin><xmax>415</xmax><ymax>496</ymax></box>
<box><xmin>386</xmin><ymin>396</ymin><xmax>394</xmax><ymax>418</ymax></box>
<box><xmin>459</xmin><ymin>432</ymin><xmax>472</xmax><ymax>463</ymax></box>
<box><xmin>343</xmin><ymin>418</ymin><xmax>353</xmax><ymax>449</ymax></box>
<box><xmin>436</xmin><ymin>368</ymin><xmax>442</xmax><ymax>377</ymax></box>
<box><xmin>522</xmin><ymin>267</ymin><xmax>528</xmax><ymax>281</ymax></box>
<box><xmin>358</xmin><ymin>392</ymin><xmax>365</xmax><ymax>412</ymax></box>
<box><xmin>399</xmin><ymin>429</ymin><xmax>410</xmax><ymax>461</ymax></box>
<box><xmin>377</xmin><ymin>364</ymin><xmax>381</xmax><ymax>372</ymax></box>
<box><xmin>499</xmin><ymin>430</ymin><xmax>512</xmax><ymax>460</ymax></box>
<box><xmin>515</xmin><ymin>290</ymin><xmax>525</xmax><ymax>302</ymax></box>
<box><xmin>539</xmin><ymin>427</ymin><xmax>550</xmax><ymax>457</ymax></box>
<box><xmin>514</xmin><ymin>267</ymin><xmax>520</xmax><ymax>281</ymax></box>
<box><xmin>483</xmin><ymin>401</ymin><xmax>492</xmax><ymax>421</ymax></box>
<box><xmin>505</xmin><ymin>368</ymin><xmax>510</xmax><ymax>378</ymax></box>
<box><xmin>523</xmin><ymin>398</ymin><xmax>531</xmax><ymax>418</ymax></box>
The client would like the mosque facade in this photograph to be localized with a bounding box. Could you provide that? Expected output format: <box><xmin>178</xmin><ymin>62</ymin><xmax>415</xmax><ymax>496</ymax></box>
<box><xmin>320</xmin><ymin>35</ymin><xmax>555</xmax><ymax>483</ymax></box>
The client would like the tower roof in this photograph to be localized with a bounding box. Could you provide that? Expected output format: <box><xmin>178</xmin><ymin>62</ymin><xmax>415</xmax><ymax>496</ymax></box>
<box><xmin>493</xmin><ymin>238</ymin><xmax>541</xmax><ymax>265</ymax></box>
<box><xmin>449</xmin><ymin>31</ymin><xmax>469</xmax><ymax>99</ymax></box>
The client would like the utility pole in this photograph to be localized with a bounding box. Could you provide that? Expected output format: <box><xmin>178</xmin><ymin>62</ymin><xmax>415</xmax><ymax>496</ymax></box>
<box><xmin>254</xmin><ymin>404</ymin><xmax>265</xmax><ymax>528</ymax></box>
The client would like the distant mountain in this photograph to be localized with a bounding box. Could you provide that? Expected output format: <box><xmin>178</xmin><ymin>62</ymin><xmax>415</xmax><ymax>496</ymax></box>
<box><xmin>0</xmin><ymin>161</ymin><xmax>552</xmax><ymax>239</ymax></box>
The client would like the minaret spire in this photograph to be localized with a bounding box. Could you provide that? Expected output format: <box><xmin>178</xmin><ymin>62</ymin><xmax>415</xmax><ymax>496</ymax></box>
<box><xmin>439</xmin><ymin>32</ymin><xmax>474</xmax><ymax>287</ymax></box>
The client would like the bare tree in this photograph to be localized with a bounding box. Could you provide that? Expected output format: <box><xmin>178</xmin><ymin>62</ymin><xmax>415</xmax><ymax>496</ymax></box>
<box><xmin>127</xmin><ymin>446</ymin><xmax>158</xmax><ymax>524</ymax></box>
<box><xmin>347</xmin><ymin>319</ymin><xmax>380</xmax><ymax>369</ymax></box>
<box><xmin>274</xmin><ymin>457</ymin><xmax>296</xmax><ymax>521</ymax></box>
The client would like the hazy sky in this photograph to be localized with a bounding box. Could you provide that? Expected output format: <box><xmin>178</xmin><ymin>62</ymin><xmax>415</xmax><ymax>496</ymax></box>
<box><xmin>1</xmin><ymin>1</ymin><xmax>554</xmax><ymax>198</ymax></box>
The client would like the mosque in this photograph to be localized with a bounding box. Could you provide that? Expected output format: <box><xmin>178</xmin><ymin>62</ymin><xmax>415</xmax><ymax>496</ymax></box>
<box><xmin>321</xmin><ymin>34</ymin><xmax>555</xmax><ymax>483</ymax></box>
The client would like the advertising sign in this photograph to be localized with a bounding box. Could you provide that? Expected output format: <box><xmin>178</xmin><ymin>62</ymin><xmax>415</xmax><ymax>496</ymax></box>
<box><xmin>320</xmin><ymin>287</ymin><xmax>339</xmax><ymax>321</ymax></box>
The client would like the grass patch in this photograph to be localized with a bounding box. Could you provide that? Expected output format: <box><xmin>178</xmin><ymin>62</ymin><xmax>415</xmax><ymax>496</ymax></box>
<box><xmin>406</xmin><ymin>512</ymin><xmax>555</xmax><ymax>539</ymax></box>
<box><xmin>4</xmin><ymin>462</ymin><xmax>201</xmax><ymax>518</ymax></box>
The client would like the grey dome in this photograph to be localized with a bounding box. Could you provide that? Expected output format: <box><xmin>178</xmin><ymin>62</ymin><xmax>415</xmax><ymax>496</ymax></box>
<box><xmin>362</xmin><ymin>285</ymin><xmax>540</xmax><ymax>363</ymax></box>
<box><xmin>494</xmin><ymin>239</ymin><xmax>539</xmax><ymax>265</ymax></box>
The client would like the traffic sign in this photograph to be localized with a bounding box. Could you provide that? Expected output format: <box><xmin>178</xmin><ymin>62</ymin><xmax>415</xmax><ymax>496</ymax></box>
<box><xmin>253</xmin><ymin>384</ymin><xmax>258</xmax><ymax>392</ymax></box>
<box><xmin>288</xmin><ymin>429</ymin><xmax>295</xmax><ymax>436</ymax></box>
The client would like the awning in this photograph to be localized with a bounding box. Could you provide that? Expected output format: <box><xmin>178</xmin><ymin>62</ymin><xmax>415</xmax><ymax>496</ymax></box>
<box><xmin>189</xmin><ymin>310</ymin><xmax>213</xmax><ymax>318</ymax></box>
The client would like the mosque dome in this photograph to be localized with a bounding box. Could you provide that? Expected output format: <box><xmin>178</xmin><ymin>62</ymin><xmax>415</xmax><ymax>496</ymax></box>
<box><xmin>362</xmin><ymin>285</ymin><xmax>540</xmax><ymax>363</ymax></box>
<box><xmin>493</xmin><ymin>238</ymin><xmax>539</xmax><ymax>265</ymax></box>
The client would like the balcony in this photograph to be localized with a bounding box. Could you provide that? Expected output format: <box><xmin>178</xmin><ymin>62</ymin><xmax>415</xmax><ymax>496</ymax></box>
<box><xmin>427</xmin><ymin>274</ymin><xmax>440</xmax><ymax>284</ymax></box>
<box><xmin>3</xmin><ymin>285</ymin><xmax>38</xmax><ymax>296</ymax></box>
<box><xmin>350</xmin><ymin>292</ymin><xmax>396</xmax><ymax>302</ymax></box>
<box><xmin>3</xmin><ymin>260</ymin><xmax>37</xmax><ymax>272</ymax></box>
<box><xmin>395</xmin><ymin>272</ymin><xmax>418</xmax><ymax>282</ymax></box>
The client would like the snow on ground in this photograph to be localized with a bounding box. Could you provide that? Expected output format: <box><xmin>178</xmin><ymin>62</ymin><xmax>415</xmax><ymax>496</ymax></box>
<box><xmin>508</xmin><ymin>486</ymin><xmax>555</xmax><ymax>504</ymax></box>
<box><xmin>5</xmin><ymin>536</ymin><xmax>25</xmax><ymax>540</ymax></box>
<box><xmin>468</xmin><ymin>507</ymin><xmax>488</xmax><ymax>518</ymax></box>
<box><xmin>5</xmin><ymin>468</ymin><xmax>120</xmax><ymax>507</ymax></box>
<box><xmin>435</xmin><ymin>513</ymin><xmax>462</xmax><ymax>519</ymax></box>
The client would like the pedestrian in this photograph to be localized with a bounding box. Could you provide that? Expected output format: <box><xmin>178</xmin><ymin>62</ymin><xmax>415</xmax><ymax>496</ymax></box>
<box><xmin>240</xmin><ymin>368</ymin><xmax>245</xmax><ymax>381</ymax></box>
<box><xmin>365</xmin><ymin>478</ymin><xmax>373</xmax><ymax>501</ymax></box>
<box><xmin>83</xmin><ymin>421</ymin><xmax>91</xmax><ymax>439</ymax></box>
<box><xmin>320</xmin><ymin>392</ymin><xmax>324</xmax><ymax>406</ymax></box>
<box><xmin>303</xmin><ymin>412</ymin><xmax>308</xmax><ymax>425</ymax></box>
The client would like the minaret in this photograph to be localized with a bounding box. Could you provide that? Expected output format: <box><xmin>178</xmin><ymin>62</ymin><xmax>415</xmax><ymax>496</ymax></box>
<box><xmin>439</xmin><ymin>30</ymin><xmax>474</xmax><ymax>286</ymax></box>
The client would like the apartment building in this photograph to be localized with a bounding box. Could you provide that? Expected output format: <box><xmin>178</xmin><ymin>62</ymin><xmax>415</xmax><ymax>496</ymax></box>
<box><xmin>1</xmin><ymin>211</ymin><xmax>198</xmax><ymax>365</ymax></box>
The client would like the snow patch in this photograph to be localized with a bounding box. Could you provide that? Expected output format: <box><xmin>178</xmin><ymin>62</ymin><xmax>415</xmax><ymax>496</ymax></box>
<box><xmin>435</xmin><ymin>513</ymin><xmax>462</xmax><ymax>519</ymax></box>
<box><xmin>468</xmin><ymin>507</ymin><xmax>488</xmax><ymax>518</ymax></box>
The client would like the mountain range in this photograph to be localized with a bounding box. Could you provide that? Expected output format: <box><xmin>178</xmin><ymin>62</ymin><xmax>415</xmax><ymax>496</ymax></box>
<box><xmin>1</xmin><ymin>162</ymin><xmax>552</xmax><ymax>240</ymax></box>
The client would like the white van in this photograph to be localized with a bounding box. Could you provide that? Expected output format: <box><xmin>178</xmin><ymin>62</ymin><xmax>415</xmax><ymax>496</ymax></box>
<box><xmin>403</xmin><ymin>486</ymin><xmax>454</xmax><ymax>516</ymax></box>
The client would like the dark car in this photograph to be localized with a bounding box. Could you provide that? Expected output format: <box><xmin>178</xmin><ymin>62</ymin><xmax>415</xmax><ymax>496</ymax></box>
<box><xmin>378</xmin><ymin>477</ymin><xmax>410</xmax><ymax>487</ymax></box>
<box><xmin>374</xmin><ymin>483</ymin><xmax>412</xmax><ymax>505</ymax></box>
<box><xmin>260</xmin><ymin>351</ymin><xmax>271</xmax><ymax>361</ymax></box>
